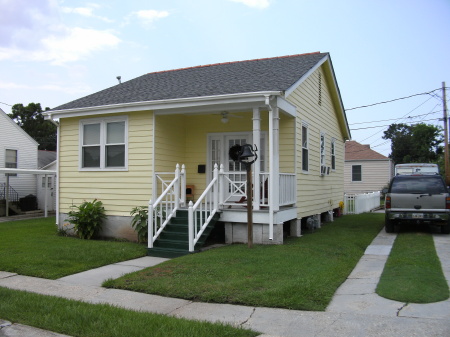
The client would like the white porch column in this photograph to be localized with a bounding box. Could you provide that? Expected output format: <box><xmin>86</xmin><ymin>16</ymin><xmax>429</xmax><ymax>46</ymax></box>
<box><xmin>252</xmin><ymin>107</ymin><xmax>261</xmax><ymax>211</ymax></box>
<box><xmin>272</xmin><ymin>106</ymin><xmax>280</xmax><ymax>212</ymax></box>
<box><xmin>268</xmin><ymin>100</ymin><xmax>280</xmax><ymax>241</ymax></box>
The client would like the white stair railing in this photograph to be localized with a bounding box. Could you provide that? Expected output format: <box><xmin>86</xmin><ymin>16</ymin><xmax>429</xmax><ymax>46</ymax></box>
<box><xmin>148</xmin><ymin>164</ymin><xmax>185</xmax><ymax>248</ymax></box>
<box><xmin>188</xmin><ymin>164</ymin><xmax>219</xmax><ymax>252</ymax></box>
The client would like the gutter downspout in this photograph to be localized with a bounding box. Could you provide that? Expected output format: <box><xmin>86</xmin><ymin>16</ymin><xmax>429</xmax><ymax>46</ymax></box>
<box><xmin>47</xmin><ymin>115</ymin><xmax>60</xmax><ymax>226</ymax></box>
<box><xmin>265</xmin><ymin>96</ymin><xmax>274</xmax><ymax>240</ymax></box>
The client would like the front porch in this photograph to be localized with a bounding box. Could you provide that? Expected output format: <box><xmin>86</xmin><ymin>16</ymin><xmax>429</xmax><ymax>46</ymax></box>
<box><xmin>148</xmin><ymin>163</ymin><xmax>298</xmax><ymax>256</ymax></box>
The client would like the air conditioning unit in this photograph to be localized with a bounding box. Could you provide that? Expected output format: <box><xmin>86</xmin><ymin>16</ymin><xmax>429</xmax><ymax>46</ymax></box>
<box><xmin>320</xmin><ymin>166</ymin><xmax>327</xmax><ymax>176</ymax></box>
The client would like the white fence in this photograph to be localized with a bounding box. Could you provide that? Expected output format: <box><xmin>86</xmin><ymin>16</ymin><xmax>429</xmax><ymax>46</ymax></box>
<box><xmin>344</xmin><ymin>191</ymin><xmax>381</xmax><ymax>215</ymax></box>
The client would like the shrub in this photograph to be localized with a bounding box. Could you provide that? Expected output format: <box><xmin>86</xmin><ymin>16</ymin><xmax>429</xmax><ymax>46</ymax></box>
<box><xmin>130</xmin><ymin>206</ymin><xmax>148</xmax><ymax>243</ymax></box>
<box><xmin>66</xmin><ymin>199</ymin><xmax>106</xmax><ymax>240</ymax></box>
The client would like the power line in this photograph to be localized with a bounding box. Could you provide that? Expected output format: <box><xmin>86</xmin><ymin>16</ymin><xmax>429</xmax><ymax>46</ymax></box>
<box><xmin>358</xmin><ymin>95</ymin><xmax>435</xmax><ymax>143</ymax></box>
<box><xmin>346</xmin><ymin>87</ymin><xmax>446</xmax><ymax>111</ymax></box>
<box><xmin>351</xmin><ymin>118</ymin><xmax>441</xmax><ymax>130</ymax></box>
<box><xmin>0</xmin><ymin>101</ymin><xmax>12</xmax><ymax>107</ymax></box>
<box><xmin>348</xmin><ymin>111</ymin><xmax>442</xmax><ymax>125</ymax></box>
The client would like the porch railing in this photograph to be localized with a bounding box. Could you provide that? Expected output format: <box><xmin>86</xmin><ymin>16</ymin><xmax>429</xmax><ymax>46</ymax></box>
<box><xmin>344</xmin><ymin>191</ymin><xmax>381</xmax><ymax>214</ymax></box>
<box><xmin>0</xmin><ymin>183</ymin><xmax>19</xmax><ymax>203</ymax></box>
<box><xmin>279</xmin><ymin>173</ymin><xmax>296</xmax><ymax>206</ymax></box>
<box><xmin>219</xmin><ymin>169</ymin><xmax>296</xmax><ymax>208</ymax></box>
<box><xmin>188</xmin><ymin>164</ymin><xmax>219</xmax><ymax>252</ymax></box>
<box><xmin>148</xmin><ymin>164</ymin><xmax>185</xmax><ymax>247</ymax></box>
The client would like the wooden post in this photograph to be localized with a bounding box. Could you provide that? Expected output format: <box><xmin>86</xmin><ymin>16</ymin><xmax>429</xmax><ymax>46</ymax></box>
<box><xmin>246</xmin><ymin>164</ymin><xmax>253</xmax><ymax>248</ymax></box>
<box><xmin>442</xmin><ymin>82</ymin><xmax>450</xmax><ymax>186</ymax></box>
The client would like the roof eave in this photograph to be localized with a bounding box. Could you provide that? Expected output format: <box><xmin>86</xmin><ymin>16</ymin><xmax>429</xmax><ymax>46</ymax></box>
<box><xmin>44</xmin><ymin>91</ymin><xmax>283</xmax><ymax>120</ymax></box>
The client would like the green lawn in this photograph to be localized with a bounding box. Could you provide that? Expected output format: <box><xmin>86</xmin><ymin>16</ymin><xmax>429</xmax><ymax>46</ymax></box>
<box><xmin>0</xmin><ymin>217</ymin><xmax>146</xmax><ymax>279</ymax></box>
<box><xmin>377</xmin><ymin>231</ymin><xmax>449</xmax><ymax>303</ymax></box>
<box><xmin>0</xmin><ymin>287</ymin><xmax>257</xmax><ymax>337</ymax></box>
<box><xmin>104</xmin><ymin>213</ymin><xmax>385</xmax><ymax>311</ymax></box>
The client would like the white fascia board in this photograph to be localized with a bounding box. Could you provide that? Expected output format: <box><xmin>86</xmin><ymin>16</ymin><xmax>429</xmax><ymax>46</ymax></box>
<box><xmin>284</xmin><ymin>55</ymin><xmax>328</xmax><ymax>97</ymax></box>
<box><xmin>276</xmin><ymin>97</ymin><xmax>296</xmax><ymax>117</ymax></box>
<box><xmin>0</xmin><ymin>108</ymin><xmax>39</xmax><ymax>146</ymax></box>
<box><xmin>44</xmin><ymin>91</ymin><xmax>283</xmax><ymax>120</ymax></box>
<box><xmin>0</xmin><ymin>168</ymin><xmax>57</xmax><ymax>175</ymax></box>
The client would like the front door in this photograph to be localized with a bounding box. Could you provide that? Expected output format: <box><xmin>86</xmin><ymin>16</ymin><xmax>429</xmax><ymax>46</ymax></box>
<box><xmin>208</xmin><ymin>133</ymin><xmax>253</xmax><ymax>203</ymax></box>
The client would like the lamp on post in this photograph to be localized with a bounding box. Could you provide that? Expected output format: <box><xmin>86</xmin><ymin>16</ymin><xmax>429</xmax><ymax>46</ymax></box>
<box><xmin>238</xmin><ymin>144</ymin><xmax>258</xmax><ymax>248</ymax></box>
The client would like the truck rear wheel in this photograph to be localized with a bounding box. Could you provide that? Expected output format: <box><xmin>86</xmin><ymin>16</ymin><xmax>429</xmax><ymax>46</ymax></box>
<box><xmin>441</xmin><ymin>221</ymin><xmax>450</xmax><ymax>234</ymax></box>
<box><xmin>385</xmin><ymin>216</ymin><xmax>394</xmax><ymax>233</ymax></box>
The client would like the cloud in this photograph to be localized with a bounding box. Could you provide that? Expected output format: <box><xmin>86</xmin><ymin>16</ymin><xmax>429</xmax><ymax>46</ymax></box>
<box><xmin>0</xmin><ymin>0</ymin><xmax>120</xmax><ymax>64</ymax></box>
<box><xmin>61</xmin><ymin>4</ymin><xmax>114</xmax><ymax>23</ymax></box>
<box><xmin>37</xmin><ymin>27</ymin><xmax>121</xmax><ymax>65</ymax></box>
<box><xmin>123</xmin><ymin>9</ymin><xmax>170</xmax><ymax>27</ymax></box>
<box><xmin>229</xmin><ymin>0</ymin><xmax>271</xmax><ymax>9</ymax></box>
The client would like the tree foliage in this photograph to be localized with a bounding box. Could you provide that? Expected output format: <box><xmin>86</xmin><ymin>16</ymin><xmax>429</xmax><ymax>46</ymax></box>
<box><xmin>382</xmin><ymin>123</ymin><xmax>443</xmax><ymax>165</ymax></box>
<box><xmin>8</xmin><ymin>103</ymin><xmax>57</xmax><ymax>151</ymax></box>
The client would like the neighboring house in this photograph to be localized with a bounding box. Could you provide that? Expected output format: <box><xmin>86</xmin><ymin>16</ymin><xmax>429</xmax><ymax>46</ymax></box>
<box><xmin>37</xmin><ymin>151</ymin><xmax>57</xmax><ymax>212</ymax></box>
<box><xmin>0</xmin><ymin>108</ymin><xmax>38</xmax><ymax>202</ymax></box>
<box><xmin>45</xmin><ymin>52</ymin><xmax>351</xmax><ymax>247</ymax></box>
<box><xmin>344</xmin><ymin>140</ymin><xmax>393</xmax><ymax>193</ymax></box>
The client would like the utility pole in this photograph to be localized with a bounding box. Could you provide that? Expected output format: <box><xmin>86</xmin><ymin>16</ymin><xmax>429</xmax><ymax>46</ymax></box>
<box><xmin>443</xmin><ymin>82</ymin><xmax>450</xmax><ymax>186</ymax></box>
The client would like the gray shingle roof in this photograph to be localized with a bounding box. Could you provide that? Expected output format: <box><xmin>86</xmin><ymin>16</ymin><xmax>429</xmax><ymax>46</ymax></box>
<box><xmin>53</xmin><ymin>52</ymin><xmax>328</xmax><ymax>111</ymax></box>
<box><xmin>38</xmin><ymin>150</ymin><xmax>57</xmax><ymax>169</ymax></box>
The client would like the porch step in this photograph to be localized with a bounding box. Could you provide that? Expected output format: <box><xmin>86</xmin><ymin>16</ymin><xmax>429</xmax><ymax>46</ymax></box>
<box><xmin>147</xmin><ymin>210</ymin><xmax>220</xmax><ymax>258</ymax></box>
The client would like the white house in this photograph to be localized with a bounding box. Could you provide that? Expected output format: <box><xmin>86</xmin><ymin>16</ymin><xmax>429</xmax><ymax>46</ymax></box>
<box><xmin>344</xmin><ymin>140</ymin><xmax>393</xmax><ymax>193</ymax></box>
<box><xmin>0</xmin><ymin>108</ymin><xmax>39</xmax><ymax>206</ymax></box>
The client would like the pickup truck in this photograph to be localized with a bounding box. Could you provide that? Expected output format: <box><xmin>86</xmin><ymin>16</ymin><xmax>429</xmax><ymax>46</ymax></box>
<box><xmin>384</xmin><ymin>174</ymin><xmax>450</xmax><ymax>234</ymax></box>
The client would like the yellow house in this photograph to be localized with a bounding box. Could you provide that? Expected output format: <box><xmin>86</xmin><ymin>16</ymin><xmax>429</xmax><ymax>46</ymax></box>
<box><xmin>45</xmin><ymin>52</ymin><xmax>351</xmax><ymax>256</ymax></box>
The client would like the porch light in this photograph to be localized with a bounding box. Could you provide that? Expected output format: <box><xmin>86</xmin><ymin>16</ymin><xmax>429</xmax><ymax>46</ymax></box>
<box><xmin>221</xmin><ymin>112</ymin><xmax>229</xmax><ymax>124</ymax></box>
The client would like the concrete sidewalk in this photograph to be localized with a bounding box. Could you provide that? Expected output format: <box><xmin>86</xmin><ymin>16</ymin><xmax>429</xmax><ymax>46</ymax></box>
<box><xmin>1</xmin><ymin>230</ymin><xmax>449</xmax><ymax>337</ymax></box>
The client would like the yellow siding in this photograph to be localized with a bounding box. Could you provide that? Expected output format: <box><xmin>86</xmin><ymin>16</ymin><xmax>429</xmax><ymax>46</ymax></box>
<box><xmin>59</xmin><ymin>111</ymin><xmax>153</xmax><ymax>216</ymax></box>
<box><xmin>288</xmin><ymin>66</ymin><xmax>346</xmax><ymax>218</ymax></box>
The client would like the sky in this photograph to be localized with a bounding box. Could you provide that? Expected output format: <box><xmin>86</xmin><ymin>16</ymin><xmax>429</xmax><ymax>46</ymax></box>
<box><xmin>1</xmin><ymin>0</ymin><xmax>449</xmax><ymax>156</ymax></box>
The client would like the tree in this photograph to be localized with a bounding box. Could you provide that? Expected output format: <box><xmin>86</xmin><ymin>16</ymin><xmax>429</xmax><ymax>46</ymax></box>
<box><xmin>382</xmin><ymin>123</ymin><xmax>443</xmax><ymax>165</ymax></box>
<box><xmin>8</xmin><ymin>103</ymin><xmax>57</xmax><ymax>151</ymax></box>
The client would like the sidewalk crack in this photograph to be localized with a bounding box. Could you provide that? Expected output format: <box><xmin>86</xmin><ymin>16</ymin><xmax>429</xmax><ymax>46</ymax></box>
<box><xmin>397</xmin><ymin>302</ymin><xmax>408</xmax><ymax>316</ymax></box>
<box><xmin>240</xmin><ymin>307</ymin><xmax>256</xmax><ymax>326</ymax></box>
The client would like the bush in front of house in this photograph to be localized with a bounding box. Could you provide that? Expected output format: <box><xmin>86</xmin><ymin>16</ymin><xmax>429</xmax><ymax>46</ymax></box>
<box><xmin>66</xmin><ymin>199</ymin><xmax>106</xmax><ymax>240</ymax></box>
<box><xmin>130</xmin><ymin>206</ymin><xmax>148</xmax><ymax>243</ymax></box>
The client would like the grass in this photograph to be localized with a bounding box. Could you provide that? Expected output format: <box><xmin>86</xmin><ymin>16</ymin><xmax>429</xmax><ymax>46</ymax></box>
<box><xmin>0</xmin><ymin>287</ymin><xmax>257</xmax><ymax>337</ymax></box>
<box><xmin>0</xmin><ymin>217</ymin><xmax>146</xmax><ymax>279</ymax></box>
<box><xmin>376</xmin><ymin>230</ymin><xmax>449</xmax><ymax>303</ymax></box>
<box><xmin>104</xmin><ymin>213</ymin><xmax>385</xmax><ymax>311</ymax></box>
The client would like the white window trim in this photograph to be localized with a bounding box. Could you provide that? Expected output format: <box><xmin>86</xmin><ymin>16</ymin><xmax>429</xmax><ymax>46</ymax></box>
<box><xmin>301</xmin><ymin>122</ymin><xmax>309</xmax><ymax>173</ymax></box>
<box><xmin>331</xmin><ymin>138</ymin><xmax>336</xmax><ymax>171</ymax></box>
<box><xmin>5</xmin><ymin>148</ymin><xmax>18</xmax><ymax>177</ymax></box>
<box><xmin>79</xmin><ymin>116</ymin><xmax>128</xmax><ymax>171</ymax></box>
<box><xmin>320</xmin><ymin>132</ymin><xmax>326</xmax><ymax>169</ymax></box>
<box><xmin>352</xmin><ymin>164</ymin><xmax>362</xmax><ymax>182</ymax></box>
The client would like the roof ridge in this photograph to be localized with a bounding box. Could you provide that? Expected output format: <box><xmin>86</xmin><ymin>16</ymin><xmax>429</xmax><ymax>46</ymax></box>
<box><xmin>147</xmin><ymin>52</ymin><xmax>323</xmax><ymax>75</ymax></box>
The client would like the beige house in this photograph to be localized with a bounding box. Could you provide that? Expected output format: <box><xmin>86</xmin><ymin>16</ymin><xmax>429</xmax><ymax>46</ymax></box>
<box><xmin>45</xmin><ymin>52</ymin><xmax>351</xmax><ymax>256</ymax></box>
<box><xmin>345</xmin><ymin>141</ymin><xmax>393</xmax><ymax>194</ymax></box>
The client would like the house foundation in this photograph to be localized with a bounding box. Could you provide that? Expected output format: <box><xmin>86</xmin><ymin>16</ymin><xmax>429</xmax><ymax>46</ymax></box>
<box><xmin>59</xmin><ymin>213</ymin><xmax>137</xmax><ymax>242</ymax></box>
<box><xmin>224</xmin><ymin>222</ymin><xmax>284</xmax><ymax>244</ymax></box>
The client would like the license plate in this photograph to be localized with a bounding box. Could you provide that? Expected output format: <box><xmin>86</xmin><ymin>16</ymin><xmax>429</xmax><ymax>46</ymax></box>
<box><xmin>412</xmin><ymin>213</ymin><xmax>424</xmax><ymax>219</ymax></box>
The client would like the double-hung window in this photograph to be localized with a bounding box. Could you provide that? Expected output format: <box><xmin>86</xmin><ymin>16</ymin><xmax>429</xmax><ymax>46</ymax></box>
<box><xmin>301</xmin><ymin>123</ymin><xmax>309</xmax><ymax>172</ymax></box>
<box><xmin>352</xmin><ymin>165</ymin><xmax>362</xmax><ymax>182</ymax></box>
<box><xmin>320</xmin><ymin>132</ymin><xmax>326</xmax><ymax>169</ymax></box>
<box><xmin>5</xmin><ymin>149</ymin><xmax>17</xmax><ymax>177</ymax></box>
<box><xmin>80</xmin><ymin>117</ymin><xmax>127</xmax><ymax>170</ymax></box>
<box><xmin>331</xmin><ymin>139</ymin><xmax>336</xmax><ymax>170</ymax></box>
